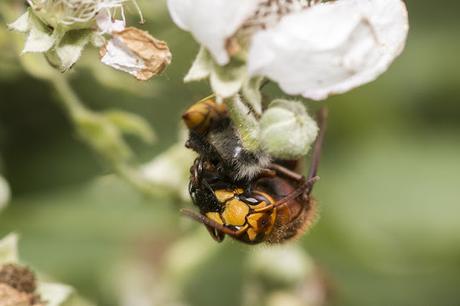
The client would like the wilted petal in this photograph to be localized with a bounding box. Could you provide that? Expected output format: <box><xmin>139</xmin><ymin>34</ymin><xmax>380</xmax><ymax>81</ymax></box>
<box><xmin>100</xmin><ymin>27</ymin><xmax>171</xmax><ymax>81</ymax></box>
<box><xmin>248</xmin><ymin>0</ymin><xmax>409</xmax><ymax>100</ymax></box>
<box><xmin>167</xmin><ymin>0</ymin><xmax>261</xmax><ymax>65</ymax></box>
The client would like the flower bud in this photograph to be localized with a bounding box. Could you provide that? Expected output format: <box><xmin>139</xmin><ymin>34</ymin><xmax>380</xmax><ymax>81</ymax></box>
<box><xmin>260</xmin><ymin>99</ymin><xmax>318</xmax><ymax>160</ymax></box>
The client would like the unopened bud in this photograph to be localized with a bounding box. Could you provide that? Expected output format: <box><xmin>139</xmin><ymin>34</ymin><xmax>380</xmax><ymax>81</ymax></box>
<box><xmin>260</xmin><ymin>99</ymin><xmax>318</xmax><ymax>160</ymax></box>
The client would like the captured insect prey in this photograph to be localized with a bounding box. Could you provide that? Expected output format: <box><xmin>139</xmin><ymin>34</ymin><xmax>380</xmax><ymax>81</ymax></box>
<box><xmin>181</xmin><ymin>97</ymin><xmax>328</xmax><ymax>244</ymax></box>
<box><xmin>182</xmin><ymin>96</ymin><xmax>271</xmax><ymax>182</ymax></box>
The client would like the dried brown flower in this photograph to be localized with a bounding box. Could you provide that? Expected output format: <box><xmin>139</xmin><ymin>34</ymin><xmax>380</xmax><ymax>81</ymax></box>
<box><xmin>100</xmin><ymin>27</ymin><xmax>172</xmax><ymax>81</ymax></box>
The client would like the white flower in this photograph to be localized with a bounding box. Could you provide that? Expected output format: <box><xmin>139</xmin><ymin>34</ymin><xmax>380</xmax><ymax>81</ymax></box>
<box><xmin>169</xmin><ymin>0</ymin><xmax>409</xmax><ymax>100</ymax></box>
<box><xmin>167</xmin><ymin>0</ymin><xmax>262</xmax><ymax>65</ymax></box>
<box><xmin>9</xmin><ymin>0</ymin><xmax>170</xmax><ymax>78</ymax></box>
<box><xmin>0</xmin><ymin>234</ymin><xmax>94</xmax><ymax>306</ymax></box>
<box><xmin>248</xmin><ymin>0</ymin><xmax>409</xmax><ymax>100</ymax></box>
<box><xmin>27</xmin><ymin>0</ymin><xmax>124</xmax><ymax>29</ymax></box>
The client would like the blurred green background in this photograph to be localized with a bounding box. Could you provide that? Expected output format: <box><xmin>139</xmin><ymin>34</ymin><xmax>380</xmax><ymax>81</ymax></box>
<box><xmin>0</xmin><ymin>0</ymin><xmax>460</xmax><ymax>305</ymax></box>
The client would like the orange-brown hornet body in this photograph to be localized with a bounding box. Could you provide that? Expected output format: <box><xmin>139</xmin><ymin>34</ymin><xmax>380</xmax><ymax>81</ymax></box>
<box><xmin>184</xmin><ymin>158</ymin><xmax>319</xmax><ymax>244</ymax></box>
<box><xmin>182</xmin><ymin>97</ymin><xmax>327</xmax><ymax>244</ymax></box>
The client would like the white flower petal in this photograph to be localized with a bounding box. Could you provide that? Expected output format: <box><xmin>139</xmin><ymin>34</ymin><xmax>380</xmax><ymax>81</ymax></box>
<box><xmin>96</xmin><ymin>9</ymin><xmax>125</xmax><ymax>34</ymax></box>
<box><xmin>248</xmin><ymin>0</ymin><xmax>409</xmax><ymax>100</ymax></box>
<box><xmin>167</xmin><ymin>0</ymin><xmax>261</xmax><ymax>65</ymax></box>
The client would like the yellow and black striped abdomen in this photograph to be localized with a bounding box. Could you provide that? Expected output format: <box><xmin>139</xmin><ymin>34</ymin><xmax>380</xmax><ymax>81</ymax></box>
<box><xmin>205</xmin><ymin>188</ymin><xmax>277</xmax><ymax>244</ymax></box>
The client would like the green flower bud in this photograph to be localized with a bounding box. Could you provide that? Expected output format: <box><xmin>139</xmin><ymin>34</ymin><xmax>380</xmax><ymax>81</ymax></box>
<box><xmin>260</xmin><ymin>99</ymin><xmax>318</xmax><ymax>160</ymax></box>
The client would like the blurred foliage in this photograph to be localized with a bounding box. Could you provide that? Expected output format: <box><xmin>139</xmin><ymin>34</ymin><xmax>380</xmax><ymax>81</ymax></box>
<box><xmin>0</xmin><ymin>0</ymin><xmax>459</xmax><ymax>306</ymax></box>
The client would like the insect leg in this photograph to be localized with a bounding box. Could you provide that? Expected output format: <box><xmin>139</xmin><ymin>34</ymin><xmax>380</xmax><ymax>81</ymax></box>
<box><xmin>307</xmin><ymin>108</ymin><xmax>328</xmax><ymax>187</ymax></box>
<box><xmin>253</xmin><ymin>176</ymin><xmax>319</xmax><ymax>213</ymax></box>
<box><xmin>268</xmin><ymin>163</ymin><xmax>304</xmax><ymax>182</ymax></box>
<box><xmin>181</xmin><ymin>209</ymin><xmax>248</xmax><ymax>238</ymax></box>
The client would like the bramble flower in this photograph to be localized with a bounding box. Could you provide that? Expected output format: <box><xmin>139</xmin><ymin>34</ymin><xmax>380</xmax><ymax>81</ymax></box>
<box><xmin>168</xmin><ymin>0</ymin><xmax>409</xmax><ymax>100</ymax></box>
<box><xmin>168</xmin><ymin>0</ymin><xmax>261</xmax><ymax>66</ymax></box>
<box><xmin>0</xmin><ymin>233</ymin><xmax>93</xmax><ymax>306</ymax></box>
<box><xmin>9</xmin><ymin>0</ymin><xmax>171</xmax><ymax>80</ymax></box>
<box><xmin>26</xmin><ymin>0</ymin><xmax>125</xmax><ymax>30</ymax></box>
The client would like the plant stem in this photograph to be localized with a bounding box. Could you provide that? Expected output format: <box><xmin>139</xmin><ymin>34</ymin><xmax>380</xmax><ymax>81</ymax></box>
<box><xmin>50</xmin><ymin>75</ymin><xmax>166</xmax><ymax>198</ymax></box>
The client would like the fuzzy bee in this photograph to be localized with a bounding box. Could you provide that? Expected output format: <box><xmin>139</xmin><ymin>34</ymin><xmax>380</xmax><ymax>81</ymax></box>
<box><xmin>181</xmin><ymin>98</ymin><xmax>327</xmax><ymax>244</ymax></box>
<box><xmin>182</xmin><ymin>96</ymin><xmax>271</xmax><ymax>181</ymax></box>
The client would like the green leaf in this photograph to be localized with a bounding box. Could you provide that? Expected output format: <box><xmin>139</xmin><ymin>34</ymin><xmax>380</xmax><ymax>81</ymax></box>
<box><xmin>8</xmin><ymin>10</ymin><xmax>31</xmax><ymax>33</ymax></box>
<box><xmin>0</xmin><ymin>233</ymin><xmax>18</xmax><ymax>265</ymax></box>
<box><xmin>104</xmin><ymin>110</ymin><xmax>156</xmax><ymax>144</ymax></box>
<box><xmin>259</xmin><ymin>100</ymin><xmax>318</xmax><ymax>159</ymax></box>
<box><xmin>47</xmin><ymin>29</ymin><xmax>91</xmax><ymax>72</ymax></box>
